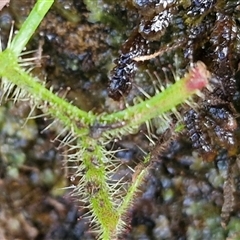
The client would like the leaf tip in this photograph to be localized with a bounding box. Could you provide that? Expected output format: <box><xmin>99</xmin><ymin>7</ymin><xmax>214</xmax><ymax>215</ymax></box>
<box><xmin>185</xmin><ymin>61</ymin><xmax>211</xmax><ymax>93</ymax></box>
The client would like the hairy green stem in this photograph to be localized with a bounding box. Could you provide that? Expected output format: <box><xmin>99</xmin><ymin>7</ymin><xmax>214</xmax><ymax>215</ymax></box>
<box><xmin>98</xmin><ymin>62</ymin><xmax>210</xmax><ymax>138</ymax></box>
<box><xmin>80</xmin><ymin>139</ymin><xmax>119</xmax><ymax>239</ymax></box>
<box><xmin>0</xmin><ymin>1</ymin><xmax>211</xmax><ymax>239</ymax></box>
<box><xmin>10</xmin><ymin>0</ymin><xmax>54</xmax><ymax>56</ymax></box>
<box><xmin>0</xmin><ymin>50</ymin><xmax>96</xmax><ymax>133</ymax></box>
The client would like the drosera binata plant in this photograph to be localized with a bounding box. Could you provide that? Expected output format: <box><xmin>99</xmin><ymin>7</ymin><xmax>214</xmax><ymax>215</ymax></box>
<box><xmin>0</xmin><ymin>0</ymin><xmax>212</xmax><ymax>239</ymax></box>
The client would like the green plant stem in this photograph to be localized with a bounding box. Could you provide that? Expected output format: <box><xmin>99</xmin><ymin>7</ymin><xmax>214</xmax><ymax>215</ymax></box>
<box><xmin>0</xmin><ymin>49</ymin><xmax>209</xmax><ymax>240</ymax></box>
<box><xmin>117</xmin><ymin>160</ymin><xmax>150</xmax><ymax>229</ymax></box>
<box><xmin>10</xmin><ymin>0</ymin><xmax>54</xmax><ymax>56</ymax></box>
<box><xmin>101</xmin><ymin>80</ymin><xmax>198</xmax><ymax>125</ymax></box>
<box><xmin>98</xmin><ymin>62</ymin><xmax>209</xmax><ymax>138</ymax></box>
<box><xmin>0</xmin><ymin>0</ymin><xmax>211</xmax><ymax>238</ymax></box>
<box><xmin>0</xmin><ymin>49</ymin><xmax>207</xmax><ymax>239</ymax></box>
<box><xmin>80</xmin><ymin>139</ymin><xmax>119</xmax><ymax>239</ymax></box>
<box><xmin>0</xmin><ymin>50</ymin><xmax>96</xmax><ymax>134</ymax></box>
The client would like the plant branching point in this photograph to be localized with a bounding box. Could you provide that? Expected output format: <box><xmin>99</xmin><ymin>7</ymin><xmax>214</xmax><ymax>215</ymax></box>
<box><xmin>0</xmin><ymin>1</ymin><xmax>212</xmax><ymax>239</ymax></box>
